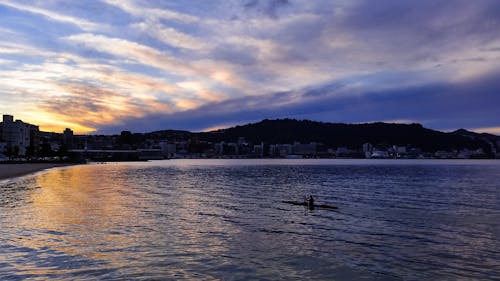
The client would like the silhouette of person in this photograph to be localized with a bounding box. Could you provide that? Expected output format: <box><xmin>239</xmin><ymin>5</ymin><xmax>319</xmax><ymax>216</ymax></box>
<box><xmin>308</xmin><ymin>195</ymin><xmax>315</xmax><ymax>210</ymax></box>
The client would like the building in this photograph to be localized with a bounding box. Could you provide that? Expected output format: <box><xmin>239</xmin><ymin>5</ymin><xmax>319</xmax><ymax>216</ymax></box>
<box><xmin>63</xmin><ymin>128</ymin><xmax>74</xmax><ymax>149</ymax></box>
<box><xmin>30</xmin><ymin>125</ymin><xmax>40</xmax><ymax>155</ymax></box>
<box><xmin>362</xmin><ymin>143</ymin><xmax>373</xmax><ymax>158</ymax></box>
<box><xmin>275</xmin><ymin>144</ymin><xmax>293</xmax><ymax>157</ymax></box>
<box><xmin>0</xmin><ymin>114</ymin><xmax>37</xmax><ymax>156</ymax></box>
<box><xmin>253</xmin><ymin>142</ymin><xmax>264</xmax><ymax>158</ymax></box>
<box><xmin>371</xmin><ymin>149</ymin><xmax>389</xmax><ymax>158</ymax></box>
<box><xmin>395</xmin><ymin>146</ymin><xmax>407</xmax><ymax>158</ymax></box>
<box><xmin>0</xmin><ymin>142</ymin><xmax>6</xmax><ymax>159</ymax></box>
<box><xmin>159</xmin><ymin>141</ymin><xmax>176</xmax><ymax>158</ymax></box>
<box><xmin>293</xmin><ymin>142</ymin><xmax>317</xmax><ymax>155</ymax></box>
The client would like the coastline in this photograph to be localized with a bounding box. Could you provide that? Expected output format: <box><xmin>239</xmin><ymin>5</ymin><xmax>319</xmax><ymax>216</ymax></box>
<box><xmin>0</xmin><ymin>163</ymin><xmax>74</xmax><ymax>181</ymax></box>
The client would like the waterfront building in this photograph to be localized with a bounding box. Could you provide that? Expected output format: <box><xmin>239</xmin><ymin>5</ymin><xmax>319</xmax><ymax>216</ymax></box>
<box><xmin>63</xmin><ymin>128</ymin><xmax>74</xmax><ymax>149</ymax></box>
<box><xmin>434</xmin><ymin>150</ymin><xmax>455</xmax><ymax>159</ymax></box>
<box><xmin>237</xmin><ymin>137</ymin><xmax>246</xmax><ymax>145</ymax></box>
<box><xmin>362</xmin><ymin>143</ymin><xmax>373</xmax><ymax>158</ymax></box>
<box><xmin>371</xmin><ymin>150</ymin><xmax>389</xmax><ymax>158</ymax></box>
<box><xmin>276</xmin><ymin>144</ymin><xmax>293</xmax><ymax>157</ymax></box>
<box><xmin>336</xmin><ymin>147</ymin><xmax>350</xmax><ymax>157</ymax></box>
<box><xmin>253</xmin><ymin>142</ymin><xmax>264</xmax><ymax>158</ymax></box>
<box><xmin>0</xmin><ymin>142</ymin><xmax>6</xmax><ymax>158</ymax></box>
<box><xmin>0</xmin><ymin>114</ymin><xmax>37</xmax><ymax>156</ymax></box>
<box><xmin>293</xmin><ymin>142</ymin><xmax>317</xmax><ymax>155</ymax></box>
<box><xmin>214</xmin><ymin>142</ymin><xmax>224</xmax><ymax>156</ymax></box>
<box><xmin>395</xmin><ymin>146</ymin><xmax>407</xmax><ymax>158</ymax></box>
<box><xmin>159</xmin><ymin>141</ymin><xmax>176</xmax><ymax>158</ymax></box>
<box><xmin>137</xmin><ymin>149</ymin><xmax>164</xmax><ymax>160</ymax></box>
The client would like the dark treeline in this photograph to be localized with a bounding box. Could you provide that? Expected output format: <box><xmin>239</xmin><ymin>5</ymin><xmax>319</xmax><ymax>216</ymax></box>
<box><xmin>145</xmin><ymin>119</ymin><xmax>499</xmax><ymax>156</ymax></box>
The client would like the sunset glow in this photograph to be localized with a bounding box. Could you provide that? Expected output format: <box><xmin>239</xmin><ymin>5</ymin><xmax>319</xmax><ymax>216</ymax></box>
<box><xmin>0</xmin><ymin>0</ymin><xmax>499</xmax><ymax>134</ymax></box>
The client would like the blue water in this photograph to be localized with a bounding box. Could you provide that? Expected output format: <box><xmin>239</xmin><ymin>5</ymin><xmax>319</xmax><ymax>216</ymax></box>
<box><xmin>1</xmin><ymin>159</ymin><xmax>499</xmax><ymax>280</ymax></box>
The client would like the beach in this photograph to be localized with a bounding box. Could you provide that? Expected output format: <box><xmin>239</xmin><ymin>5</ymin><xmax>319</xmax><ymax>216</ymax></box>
<box><xmin>0</xmin><ymin>163</ymin><xmax>71</xmax><ymax>181</ymax></box>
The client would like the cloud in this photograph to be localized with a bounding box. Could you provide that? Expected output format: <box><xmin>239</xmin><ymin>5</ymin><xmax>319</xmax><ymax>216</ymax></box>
<box><xmin>212</xmin><ymin>0</ymin><xmax>500</xmax><ymax>89</ymax></box>
<box><xmin>472</xmin><ymin>126</ymin><xmax>500</xmax><ymax>135</ymax></box>
<box><xmin>64</xmin><ymin>33</ymin><xmax>185</xmax><ymax>70</ymax></box>
<box><xmin>332</xmin><ymin>0</ymin><xmax>500</xmax><ymax>73</ymax></box>
<box><xmin>0</xmin><ymin>41</ymin><xmax>54</xmax><ymax>57</ymax></box>
<box><xmin>1</xmin><ymin>0</ymin><xmax>500</xmax><ymax>134</ymax></box>
<box><xmin>130</xmin><ymin>20</ymin><xmax>208</xmax><ymax>50</ymax></box>
<box><xmin>102</xmin><ymin>0</ymin><xmax>200</xmax><ymax>24</ymax></box>
<box><xmin>64</xmin><ymin>33</ymin><xmax>243</xmax><ymax>89</ymax></box>
<box><xmin>243</xmin><ymin>0</ymin><xmax>290</xmax><ymax>18</ymax></box>
<box><xmin>0</xmin><ymin>0</ymin><xmax>107</xmax><ymax>31</ymax></box>
<box><xmin>36</xmin><ymin>82</ymin><xmax>173</xmax><ymax>132</ymax></box>
<box><xmin>96</xmin><ymin>69</ymin><xmax>500</xmax><ymax>134</ymax></box>
<box><xmin>0</xmin><ymin>42</ymin><xmax>178</xmax><ymax>132</ymax></box>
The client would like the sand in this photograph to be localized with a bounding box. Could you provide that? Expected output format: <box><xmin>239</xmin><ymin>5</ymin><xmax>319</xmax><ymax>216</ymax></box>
<box><xmin>0</xmin><ymin>163</ymin><xmax>72</xmax><ymax>181</ymax></box>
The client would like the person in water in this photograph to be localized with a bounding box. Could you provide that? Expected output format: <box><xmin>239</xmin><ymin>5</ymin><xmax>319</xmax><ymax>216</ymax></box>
<box><xmin>308</xmin><ymin>195</ymin><xmax>315</xmax><ymax>209</ymax></box>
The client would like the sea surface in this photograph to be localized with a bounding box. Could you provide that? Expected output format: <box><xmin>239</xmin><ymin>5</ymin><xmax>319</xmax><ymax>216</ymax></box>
<box><xmin>0</xmin><ymin>159</ymin><xmax>499</xmax><ymax>280</ymax></box>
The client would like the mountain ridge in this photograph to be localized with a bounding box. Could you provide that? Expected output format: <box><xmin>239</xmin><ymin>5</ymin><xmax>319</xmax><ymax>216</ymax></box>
<box><xmin>144</xmin><ymin>119</ymin><xmax>499</xmax><ymax>157</ymax></box>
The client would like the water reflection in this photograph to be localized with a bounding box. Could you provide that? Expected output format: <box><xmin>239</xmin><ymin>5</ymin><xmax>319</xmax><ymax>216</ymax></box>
<box><xmin>5</xmin><ymin>166</ymin><xmax>139</xmax><ymax>277</ymax></box>
<box><xmin>0</xmin><ymin>160</ymin><xmax>499</xmax><ymax>280</ymax></box>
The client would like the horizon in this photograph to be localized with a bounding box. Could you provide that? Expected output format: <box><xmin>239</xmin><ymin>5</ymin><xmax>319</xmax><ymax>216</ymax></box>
<box><xmin>1</xmin><ymin>1</ymin><xmax>499</xmax><ymax>135</ymax></box>
<box><xmin>3</xmin><ymin>113</ymin><xmax>497</xmax><ymax>137</ymax></box>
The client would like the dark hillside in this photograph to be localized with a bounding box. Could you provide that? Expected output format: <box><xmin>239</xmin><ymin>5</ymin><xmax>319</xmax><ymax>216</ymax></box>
<box><xmin>198</xmin><ymin>119</ymin><xmax>493</xmax><ymax>154</ymax></box>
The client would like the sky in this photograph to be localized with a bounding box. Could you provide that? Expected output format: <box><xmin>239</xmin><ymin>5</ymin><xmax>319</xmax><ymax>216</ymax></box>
<box><xmin>0</xmin><ymin>0</ymin><xmax>499</xmax><ymax>135</ymax></box>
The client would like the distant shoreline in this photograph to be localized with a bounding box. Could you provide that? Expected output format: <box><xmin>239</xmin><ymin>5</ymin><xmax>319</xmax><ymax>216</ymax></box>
<box><xmin>0</xmin><ymin>163</ymin><xmax>74</xmax><ymax>181</ymax></box>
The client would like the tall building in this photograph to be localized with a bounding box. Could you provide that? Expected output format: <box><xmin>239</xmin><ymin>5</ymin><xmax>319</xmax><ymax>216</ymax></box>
<box><xmin>63</xmin><ymin>128</ymin><xmax>74</xmax><ymax>149</ymax></box>
<box><xmin>29</xmin><ymin>124</ymin><xmax>40</xmax><ymax>156</ymax></box>
<box><xmin>0</xmin><ymin>114</ymin><xmax>34</xmax><ymax>156</ymax></box>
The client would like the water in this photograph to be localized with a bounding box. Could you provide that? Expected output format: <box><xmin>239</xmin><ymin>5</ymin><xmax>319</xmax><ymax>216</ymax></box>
<box><xmin>1</xmin><ymin>159</ymin><xmax>499</xmax><ymax>280</ymax></box>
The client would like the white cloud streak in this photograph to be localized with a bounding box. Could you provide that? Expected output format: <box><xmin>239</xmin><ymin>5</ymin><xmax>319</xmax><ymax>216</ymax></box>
<box><xmin>102</xmin><ymin>0</ymin><xmax>200</xmax><ymax>24</ymax></box>
<box><xmin>0</xmin><ymin>0</ymin><xmax>107</xmax><ymax>31</ymax></box>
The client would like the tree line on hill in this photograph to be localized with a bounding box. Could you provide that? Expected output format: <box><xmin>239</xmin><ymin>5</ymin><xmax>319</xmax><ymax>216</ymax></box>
<box><xmin>143</xmin><ymin>119</ymin><xmax>499</xmax><ymax>158</ymax></box>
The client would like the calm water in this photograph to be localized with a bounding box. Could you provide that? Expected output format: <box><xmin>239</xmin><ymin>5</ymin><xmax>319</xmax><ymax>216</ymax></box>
<box><xmin>1</xmin><ymin>159</ymin><xmax>499</xmax><ymax>280</ymax></box>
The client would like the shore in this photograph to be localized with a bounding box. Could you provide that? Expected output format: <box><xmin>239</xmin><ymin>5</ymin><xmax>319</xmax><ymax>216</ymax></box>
<box><xmin>0</xmin><ymin>163</ymin><xmax>73</xmax><ymax>181</ymax></box>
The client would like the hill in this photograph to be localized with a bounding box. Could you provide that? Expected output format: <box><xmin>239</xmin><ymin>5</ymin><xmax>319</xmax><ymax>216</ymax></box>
<box><xmin>194</xmin><ymin>119</ymin><xmax>497</xmax><ymax>155</ymax></box>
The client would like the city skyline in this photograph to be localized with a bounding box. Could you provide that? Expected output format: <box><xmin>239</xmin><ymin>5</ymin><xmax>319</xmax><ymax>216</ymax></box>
<box><xmin>1</xmin><ymin>1</ymin><xmax>500</xmax><ymax>134</ymax></box>
<box><xmin>3</xmin><ymin>114</ymin><xmax>498</xmax><ymax>160</ymax></box>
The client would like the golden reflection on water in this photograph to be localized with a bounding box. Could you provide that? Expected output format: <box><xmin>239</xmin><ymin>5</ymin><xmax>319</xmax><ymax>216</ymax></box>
<box><xmin>12</xmin><ymin>165</ymin><xmax>143</xmax><ymax>274</ymax></box>
<box><xmin>10</xmin><ymin>163</ymin><xmax>236</xmax><ymax>278</ymax></box>
<box><xmin>33</xmin><ymin>166</ymin><xmax>127</xmax><ymax>226</ymax></box>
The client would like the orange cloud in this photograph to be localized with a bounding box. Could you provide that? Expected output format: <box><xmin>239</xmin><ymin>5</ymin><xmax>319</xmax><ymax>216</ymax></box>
<box><xmin>472</xmin><ymin>126</ymin><xmax>500</xmax><ymax>135</ymax></box>
<box><xmin>172</xmin><ymin>98</ymin><xmax>200</xmax><ymax>110</ymax></box>
<box><xmin>197</xmin><ymin>91</ymin><xmax>225</xmax><ymax>102</ymax></box>
<box><xmin>33</xmin><ymin>83</ymin><xmax>172</xmax><ymax>133</ymax></box>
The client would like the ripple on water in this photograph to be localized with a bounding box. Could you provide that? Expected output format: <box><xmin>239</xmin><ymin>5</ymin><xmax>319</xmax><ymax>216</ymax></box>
<box><xmin>1</xmin><ymin>159</ymin><xmax>499</xmax><ymax>280</ymax></box>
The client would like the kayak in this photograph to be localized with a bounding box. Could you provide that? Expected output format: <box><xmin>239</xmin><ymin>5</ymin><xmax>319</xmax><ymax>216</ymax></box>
<box><xmin>282</xmin><ymin>200</ymin><xmax>338</xmax><ymax>210</ymax></box>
